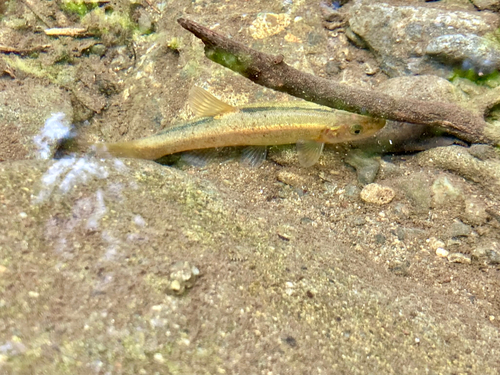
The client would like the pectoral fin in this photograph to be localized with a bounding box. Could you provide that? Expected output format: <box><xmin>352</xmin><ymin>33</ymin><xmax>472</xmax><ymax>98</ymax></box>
<box><xmin>241</xmin><ymin>146</ymin><xmax>268</xmax><ymax>167</ymax></box>
<box><xmin>189</xmin><ymin>86</ymin><xmax>237</xmax><ymax>117</ymax></box>
<box><xmin>296</xmin><ymin>140</ymin><xmax>324</xmax><ymax>167</ymax></box>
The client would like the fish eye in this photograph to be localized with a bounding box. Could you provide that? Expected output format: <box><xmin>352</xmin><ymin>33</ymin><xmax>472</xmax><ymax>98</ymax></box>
<box><xmin>350</xmin><ymin>124</ymin><xmax>363</xmax><ymax>135</ymax></box>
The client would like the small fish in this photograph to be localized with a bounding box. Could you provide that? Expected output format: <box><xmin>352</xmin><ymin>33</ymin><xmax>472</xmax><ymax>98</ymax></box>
<box><xmin>93</xmin><ymin>87</ymin><xmax>385</xmax><ymax>167</ymax></box>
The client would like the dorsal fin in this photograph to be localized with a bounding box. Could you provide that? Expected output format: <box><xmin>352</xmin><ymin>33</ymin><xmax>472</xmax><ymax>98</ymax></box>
<box><xmin>188</xmin><ymin>86</ymin><xmax>237</xmax><ymax>117</ymax></box>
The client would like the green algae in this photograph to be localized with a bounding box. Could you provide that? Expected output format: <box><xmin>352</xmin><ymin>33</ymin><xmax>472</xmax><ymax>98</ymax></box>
<box><xmin>449</xmin><ymin>68</ymin><xmax>500</xmax><ymax>87</ymax></box>
<box><xmin>60</xmin><ymin>0</ymin><xmax>99</xmax><ymax>17</ymax></box>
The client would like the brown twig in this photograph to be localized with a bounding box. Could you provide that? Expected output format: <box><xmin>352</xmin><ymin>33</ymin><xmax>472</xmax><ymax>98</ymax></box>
<box><xmin>177</xmin><ymin>18</ymin><xmax>498</xmax><ymax>145</ymax></box>
<box><xmin>21</xmin><ymin>0</ymin><xmax>54</xmax><ymax>28</ymax></box>
<box><xmin>144</xmin><ymin>0</ymin><xmax>161</xmax><ymax>14</ymax></box>
<box><xmin>44</xmin><ymin>27</ymin><xmax>88</xmax><ymax>37</ymax></box>
<box><xmin>0</xmin><ymin>44</ymin><xmax>51</xmax><ymax>55</ymax></box>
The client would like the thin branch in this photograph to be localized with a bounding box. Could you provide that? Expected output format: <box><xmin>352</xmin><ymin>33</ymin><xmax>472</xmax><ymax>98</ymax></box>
<box><xmin>177</xmin><ymin>18</ymin><xmax>499</xmax><ymax>145</ymax></box>
<box><xmin>0</xmin><ymin>44</ymin><xmax>51</xmax><ymax>55</ymax></box>
<box><xmin>20</xmin><ymin>0</ymin><xmax>54</xmax><ymax>28</ymax></box>
<box><xmin>44</xmin><ymin>28</ymin><xmax>88</xmax><ymax>37</ymax></box>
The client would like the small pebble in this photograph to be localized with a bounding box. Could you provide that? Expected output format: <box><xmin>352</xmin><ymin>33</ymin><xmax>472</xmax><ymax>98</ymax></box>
<box><xmin>472</xmin><ymin>242</ymin><xmax>500</xmax><ymax>264</ymax></box>
<box><xmin>277</xmin><ymin>171</ymin><xmax>306</xmax><ymax>189</ymax></box>
<box><xmin>428</xmin><ymin>237</ymin><xmax>445</xmax><ymax>251</ymax></box>
<box><xmin>449</xmin><ymin>220</ymin><xmax>472</xmax><ymax>238</ymax></box>
<box><xmin>360</xmin><ymin>183</ymin><xmax>395</xmax><ymax>205</ymax></box>
<box><xmin>431</xmin><ymin>176</ymin><xmax>462</xmax><ymax>206</ymax></box>
<box><xmin>436</xmin><ymin>248</ymin><xmax>449</xmax><ymax>258</ymax></box>
<box><xmin>167</xmin><ymin>261</ymin><xmax>200</xmax><ymax>295</ymax></box>
<box><xmin>153</xmin><ymin>353</ymin><xmax>165</xmax><ymax>364</ymax></box>
<box><xmin>461</xmin><ymin>199</ymin><xmax>488</xmax><ymax>226</ymax></box>
<box><xmin>447</xmin><ymin>252</ymin><xmax>471</xmax><ymax>264</ymax></box>
<box><xmin>345</xmin><ymin>149</ymin><xmax>380</xmax><ymax>185</ymax></box>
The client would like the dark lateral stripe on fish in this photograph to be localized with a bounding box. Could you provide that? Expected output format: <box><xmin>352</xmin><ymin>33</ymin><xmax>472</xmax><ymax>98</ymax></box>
<box><xmin>240</xmin><ymin>106</ymin><xmax>335</xmax><ymax>114</ymax></box>
<box><xmin>155</xmin><ymin>117</ymin><xmax>212</xmax><ymax>136</ymax></box>
<box><xmin>151</xmin><ymin>106</ymin><xmax>335</xmax><ymax>137</ymax></box>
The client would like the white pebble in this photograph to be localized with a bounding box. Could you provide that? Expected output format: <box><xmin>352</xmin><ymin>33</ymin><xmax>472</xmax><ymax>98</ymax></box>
<box><xmin>436</xmin><ymin>248</ymin><xmax>449</xmax><ymax>258</ymax></box>
<box><xmin>153</xmin><ymin>353</ymin><xmax>165</xmax><ymax>363</ymax></box>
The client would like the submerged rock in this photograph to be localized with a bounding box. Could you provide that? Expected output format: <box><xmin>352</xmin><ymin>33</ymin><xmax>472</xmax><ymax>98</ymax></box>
<box><xmin>431</xmin><ymin>176</ymin><xmax>463</xmax><ymax>206</ymax></box>
<box><xmin>344</xmin><ymin>149</ymin><xmax>380</xmax><ymax>184</ymax></box>
<box><xmin>449</xmin><ymin>220</ymin><xmax>473</xmax><ymax>237</ymax></box>
<box><xmin>471</xmin><ymin>0</ymin><xmax>500</xmax><ymax>11</ymax></box>
<box><xmin>417</xmin><ymin>145</ymin><xmax>500</xmax><ymax>195</ymax></box>
<box><xmin>472</xmin><ymin>242</ymin><xmax>500</xmax><ymax>264</ymax></box>
<box><xmin>349</xmin><ymin>1</ymin><xmax>499</xmax><ymax>76</ymax></box>
<box><xmin>426</xmin><ymin>34</ymin><xmax>500</xmax><ymax>75</ymax></box>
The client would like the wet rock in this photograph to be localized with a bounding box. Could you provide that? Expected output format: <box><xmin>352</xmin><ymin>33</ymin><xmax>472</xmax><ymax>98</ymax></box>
<box><xmin>345</xmin><ymin>149</ymin><xmax>380</xmax><ymax>185</ymax></box>
<box><xmin>167</xmin><ymin>261</ymin><xmax>200</xmax><ymax>295</ymax></box>
<box><xmin>467</xmin><ymin>144</ymin><xmax>499</xmax><ymax>161</ymax></box>
<box><xmin>426</xmin><ymin>34</ymin><xmax>500</xmax><ymax>75</ymax></box>
<box><xmin>396</xmin><ymin>172</ymin><xmax>432</xmax><ymax>213</ymax></box>
<box><xmin>325</xmin><ymin>60</ymin><xmax>342</xmax><ymax>75</ymax></box>
<box><xmin>379</xmin><ymin>75</ymin><xmax>467</xmax><ymax>104</ymax></box>
<box><xmin>90</xmin><ymin>43</ymin><xmax>107</xmax><ymax>57</ymax></box>
<box><xmin>249</xmin><ymin>13</ymin><xmax>291</xmax><ymax>39</ymax></box>
<box><xmin>395</xmin><ymin>227</ymin><xmax>426</xmax><ymax>241</ymax></box>
<box><xmin>417</xmin><ymin>146</ymin><xmax>500</xmax><ymax>195</ymax></box>
<box><xmin>344</xmin><ymin>183</ymin><xmax>361</xmax><ymax>198</ymax></box>
<box><xmin>375</xmin><ymin>233</ymin><xmax>386</xmax><ymax>245</ymax></box>
<box><xmin>0</xmin><ymin>83</ymin><xmax>73</xmax><ymax>161</ymax></box>
<box><xmin>472</xmin><ymin>242</ymin><xmax>500</xmax><ymax>264</ymax></box>
<box><xmin>447</xmin><ymin>252</ymin><xmax>472</xmax><ymax>264</ymax></box>
<box><xmin>471</xmin><ymin>0</ymin><xmax>500</xmax><ymax>11</ymax></box>
<box><xmin>461</xmin><ymin>199</ymin><xmax>489</xmax><ymax>226</ymax></box>
<box><xmin>431</xmin><ymin>176</ymin><xmax>463</xmax><ymax>206</ymax></box>
<box><xmin>349</xmin><ymin>1</ymin><xmax>499</xmax><ymax>76</ymax></box>
<box><xmin>449</xmin><ymin>220</ymin><xmax>473</xmax><ymax>237</ymax></box>
<box><xmin>360</xmin><ymin>183</ymin><xmax>395</xmax><ymax>205</ymax></box>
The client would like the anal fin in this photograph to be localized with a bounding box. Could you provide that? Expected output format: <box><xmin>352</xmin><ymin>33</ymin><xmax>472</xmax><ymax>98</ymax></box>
<box><xmin>296</xmin><ymin>140</ymin><xmax>324</xmax><ymax>167</ymax></box>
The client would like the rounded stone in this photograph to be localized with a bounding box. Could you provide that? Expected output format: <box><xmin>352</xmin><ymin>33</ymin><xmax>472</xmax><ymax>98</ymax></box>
<box><xmin>360</xmin><ymin>183</ymin><xmax>395</xmax><ymax>205</ymax></box>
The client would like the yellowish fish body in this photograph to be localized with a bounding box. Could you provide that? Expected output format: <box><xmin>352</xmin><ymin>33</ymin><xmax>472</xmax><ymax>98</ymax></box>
<box><xmin>94</xmin><ymin>87</ymin><xmax>385</xmax><ymax>167</ymax></box>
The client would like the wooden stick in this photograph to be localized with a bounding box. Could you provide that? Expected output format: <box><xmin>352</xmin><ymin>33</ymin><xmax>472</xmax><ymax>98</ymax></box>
<box><xmin>178</xmin><ymin>18</ymin><xmax>499</xmax><ymax>145</ymax></box>
<box><xmin>44</xmin><ymin>27</ymin><xmax>88</xmax><ymax>37</ymax></box>
<box><xmin>0</xmin><ymin>44</ymin><xmax>51</xmax><ymax>55</ymax></box>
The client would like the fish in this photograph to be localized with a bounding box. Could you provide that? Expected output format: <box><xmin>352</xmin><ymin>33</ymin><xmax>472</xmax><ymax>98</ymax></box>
<box><xmin>93</xmin><ymin>87</ymin><xmax>386</xmax><ymax>167</ymax></box>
